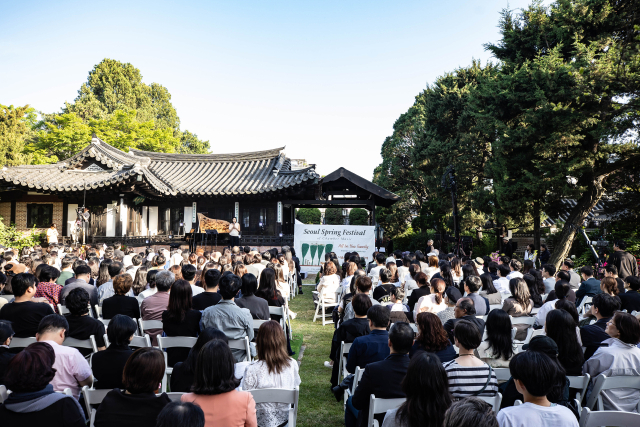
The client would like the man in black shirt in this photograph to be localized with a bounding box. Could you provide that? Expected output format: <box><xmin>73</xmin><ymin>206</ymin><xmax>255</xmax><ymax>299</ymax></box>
<box><xmin>619</xmin><ymin>276</ymin><xmax>640</xmax><ymax>314</ymax></box>
<box><xmin>91</xmin><ymin>314</ymin><xmax>136</xmax><ymax>390</ymax></box>
<box><xmin>64</xmin><ymin>288</ymin><xmax>106</xmax><ymax>356</ymax></box>
<box><xmin>193</xmin><ymin>269</ymin><xmax>222</xmax><ymax>310</ymax></box>
<box><xmin>0</xmin><ymin>273</ymin><xmax>54</xmax><ymax>337</ymax></box>
<box><xmin>407</xmin><ymin>272</ymin><xmax>430</xmax><ymax>321</ymax></box>
<box><xmin>372</xmin><ymin>269</ymin><xmax>395</xmax><ymax>303</ymax></box>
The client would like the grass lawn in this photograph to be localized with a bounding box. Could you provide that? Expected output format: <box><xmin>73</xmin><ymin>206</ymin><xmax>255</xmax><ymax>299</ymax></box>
<box><xmin>288</xmin><ymin>281</ymin><xmax>345</xmax><ymax>427</ymax></box>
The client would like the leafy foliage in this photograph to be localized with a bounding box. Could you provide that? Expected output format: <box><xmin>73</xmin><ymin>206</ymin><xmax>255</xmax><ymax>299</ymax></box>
<box><xmin>0</xmin><ymin>104</ymin><xmax>37</xmax><ymax>166</ymax></box>
<box><xmin>348</xmin><ymin>208</ymin><xmax>369</xmax><ymax>225</ymax></box>
<box><xmin>0</xmin><ymin>220</ymin><xmax>45</xmax><ymax>251</ymax></box>
<box><xmin>324</xmin><ymin>208</ymin><xmax>344</xmax><ymax>225</ymax></box>
<box><xmin>296</xmin><ymin>208</ymin><xmax>321</xmax><ymax>224</ymax></box>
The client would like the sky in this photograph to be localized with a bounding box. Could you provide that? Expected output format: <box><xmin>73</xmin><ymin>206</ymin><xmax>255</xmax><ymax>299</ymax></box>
<box><xmin>0</xmin><ymin>0</ymin><xmax>546</xmax><ymax>180</ymax></box>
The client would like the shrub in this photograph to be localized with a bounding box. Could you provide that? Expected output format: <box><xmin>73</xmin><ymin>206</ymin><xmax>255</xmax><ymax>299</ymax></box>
<box><xmin>324</xmin><ymin>208</ymin><xmax>344</xmax><ymax>225</ymax></box>
<box><xmin>348</xmin><ymin>208</ymin><xmax>369</xmax><ymax>225</ymax></box>
<box><xmin>296</xmin><ymin>208</ymin><xmax>321</xmax><ymax>224</ymax></box>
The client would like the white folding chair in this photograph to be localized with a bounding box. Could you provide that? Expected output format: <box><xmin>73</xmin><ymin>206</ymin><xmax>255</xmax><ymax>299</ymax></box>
<box><xmin>338</xmin><ymin>342</ymin><xmax>352</xmax><ymax>383</ymax></box>
<box><xmin>493</xmin><ymin>368</ymin><xmax>511</xmax><ymax>382</ymax></box>
<box><xmin>368</xmin><ymin>394</ymin><xmax>406</xmax><ymax>427</ymax></box>
<box><xmin>344</xmin><ymin>366</ymin><xmax>365</xmax><ymax>409</ymax></box>
<box><xmin>579</xmin><ymin>407</ymin><xmax>640</xmax><ymax>427</ymax></box>
<box><xmin>249</xmin><ymin>388</ymin><xmax>299</xmax><ymax>427</ymax></box>
<box><xmin>475</xmin><ymin>315</ymin><xmax>488</xmax><ymax>321</ymax></box>
<box><xmin>0</xmin><ymin>384</ymin><xmax>9</xmax><ymax>403</ymax></box>
<box><xmin>82</xmin><ymin>385</ymin><xmax>111</xmax><ymax>427</ymax></box>
<box><xmin>567</xmin><ymin>374</ymin><xmax>590</xmax><ymax>404</ymax></box>
<box><xmin>157</xmin><ymin>336</ymin><xmax>198</xmax><ymax>386</ymax></box>
<box><xmin>164</xmin><ymin>392</ymin><xmax>185</xmax><ymax>402</ymax></box>
<box><xmin>509</xmin><ymin>316</ymin><xmax>536</xmax><ymax>326</ymax></box>
<box><xmin>98</xmin><ymin>318</ymin><xmax>110</xmax><ymax>327</ymax></box>
<box><xmin>409</xmin><ymin>323</ymin><xmax>418</xmax><ymax>334</ymax></box>
<box><xmin>577</xmin><ymin>296</ymin><xmax>593</xmax><ymax>315</ymax></box>
<box><xmin>94</xmin><ymin>305</ymin><xmax>102</xmax><ymax>318</ymax></box>
<box><xmin>253</xmin><ymin>319</ymin><xmax>269</xmax><ymax>330</ymax></box>
<box><xmin>105</xmin><ymin>333</ymin><xmax>151</xmax><ymax>348</ymax></box>
<box><xmin>228</xmin><ymin>336</ymin><xmax>252</xmax><ymax>362</ymax></box>
<box><xmin>269</xmin><ymin>306</ymin><xmax>287</xmax><ymax>331</ymax></box>
<box><xmin>477</xmin><ymin>393</ymin><xmax>502</xmax><ymax>412</ymax></box>
<box><xmin>8</xmin><ymin>336</ymin><xmax>37</xmax><ymax>348</ymax></box>
<box><xmin>63</xmin><ymin>335</ymin><xmax>98</xmax><ymax>354</ymax></box>
<box><xmin>57</xmin><ymin>304</ymin><xmax>70</xmax><ymax>315</ymax></box>
<box><xmin>586</xmin><ymin>374</ymin><xmax>640</xmax><ymax>411</ymax></box>
<box><xmin>138</xmin><ymin>318</ymin><xmax>163</xmax><ymax>336</ymax></box>
<box><xmin>489</xmin><ymin>304</ymin><xmax>502</xmax><ymax>312</ymax></box>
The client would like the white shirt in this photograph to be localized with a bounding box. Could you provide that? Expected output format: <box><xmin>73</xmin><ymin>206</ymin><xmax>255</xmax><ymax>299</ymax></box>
<box><xmin>507</xmin><ymin>271</ymin><xmax>523</xmax><ymax>281</ymax></box>
<box><xmin>316</xmin><ymin>274</ymin><xmax>341</xmax><ymax>303</ymax></box>
<box><xmin>534</xmin><ymin>299</ymin><xmax>558</xmax><ymax>327</ymax></box>
<box><xmin>497</xmin><ymin>402</ymin><xmax>578</xmax><ymax>427</ymax></box>
<box><xmin>493</xmin><ymin>277</ymin><xmax>510</xmax><ymax>293</ymax></box>
<box><xmin>543</xmin><ymin>277</ymin><xmax>555</xmax><ymax>294</ymax></box>
<box><xmin>137</xmin><ymin>287</ymin><xmax>158</xmax><ymax>304</ymax></box>
<box><xmin>123</xmin><ymin>255</ymin><xmax>133</xmax><ymax>267</ymax></box>
<box><xmin>369</xmin><ymin>265</ymin><xmax>383</xmax><ymax>278</ymax></box>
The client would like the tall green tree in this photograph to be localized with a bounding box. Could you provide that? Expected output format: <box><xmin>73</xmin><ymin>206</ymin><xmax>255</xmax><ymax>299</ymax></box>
<box><xmin>0</xmin><ymin>104</ymin><xmax>37</xmax><ymax>166</ymax></box>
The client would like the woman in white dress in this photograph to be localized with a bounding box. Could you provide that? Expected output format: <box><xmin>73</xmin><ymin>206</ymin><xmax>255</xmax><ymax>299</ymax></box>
<box><xmin>229</xmin><ymin>217</ymin><xmax>241</xmax><ymax>247</ymax></box>
<box><xmin>316</xmin><ymin>261</ymin><xmax>341</xmax><ymax>304</ymax></box>
<box><xmin>242</xmin><ymin>321</ymin><xmax>301</xmax><ymax>427</ymax></box>
<box><xmin>46</xmin><ymin>223</ymin><xmax>58</xmax><ymax>244</ymax></box>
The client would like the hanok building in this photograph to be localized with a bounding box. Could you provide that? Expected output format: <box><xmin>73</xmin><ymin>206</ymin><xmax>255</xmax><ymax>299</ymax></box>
<box><xmin>0</xmin><ymin>135</ymin><xmax>398</xmax><ymax>249</ymax></box>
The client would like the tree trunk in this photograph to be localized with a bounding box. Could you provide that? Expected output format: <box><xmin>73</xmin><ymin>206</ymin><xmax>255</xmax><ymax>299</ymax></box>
<box><xmin>533</xmin><ymin>200</ymin><xmax>541</xmax><ymax>259</ymax></box>
<box><xmin>548</xmin><ymin>176</ymin><xmax>607</xmax><ymax>270</ymax></box>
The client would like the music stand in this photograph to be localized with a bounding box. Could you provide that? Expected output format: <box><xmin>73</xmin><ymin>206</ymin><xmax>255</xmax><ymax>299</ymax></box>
<box><xmin>206</xmin><ymin>229</ymin><xmax>218</xmax><ymax>252</ymax></box>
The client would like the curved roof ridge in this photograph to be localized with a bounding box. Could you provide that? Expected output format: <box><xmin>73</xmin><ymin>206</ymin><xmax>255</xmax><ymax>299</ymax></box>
<box><xmin>129</xmin><ymin>147</ymin><xmax>285</xmax><ymax>162</ymax></box>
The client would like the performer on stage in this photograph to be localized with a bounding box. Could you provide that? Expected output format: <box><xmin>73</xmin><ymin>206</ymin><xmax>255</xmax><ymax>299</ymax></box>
<box><xmin>229</xmin><ymin>216</ymin><xmax>241</xmax><ymax>247</ymax></box>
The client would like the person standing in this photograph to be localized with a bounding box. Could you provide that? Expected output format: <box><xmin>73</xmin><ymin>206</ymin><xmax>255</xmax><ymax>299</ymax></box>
<box><xmin>229</xmin><ymin>217</ymin><xmax>241</xmax><ymax>248</ymax></box>
<box><xmin>607</xmin><ymin>240</ymin><xmax>638</xmax><ymax>280</ymax></box>
<box><xmin>46</xmin><ymin>224</ymin><xmax>58</xmax><ymax>245</ymax></box>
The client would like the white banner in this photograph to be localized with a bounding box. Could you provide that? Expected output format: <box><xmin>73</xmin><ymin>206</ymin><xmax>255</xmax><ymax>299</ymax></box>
<box><xmin>294</xmin><ymin>224</ymin><xmax>375</xmax><ymax>273</ymax></box>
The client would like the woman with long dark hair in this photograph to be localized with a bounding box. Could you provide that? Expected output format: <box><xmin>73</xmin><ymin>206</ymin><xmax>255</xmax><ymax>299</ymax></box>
<box><xmin>181</xmin><ymin>340</ymin><xmax>257</xmax><ymax>427</ymax></box>
<box><xmin>132</xmin><ymin>266</ymin><xmax>148</xmax><ymax>296</ymax></box>
<box><xmin>382</xmin><ymin>352</ymin><xmax>452</xmax><ymax>427</ymax></box>
<box><xmin>528</xmin><ymin>269</ymin><xmax>546</xmax><ymax>295</ymax></box>
<box><xmin>439</xmin><ymin>264</ymin><xmax>455</xmax><ymax>289</ymax></box>
<box><xmin>502</xmin><ymin>278</ymin><xmax>533</xmax><ymax>340</ymax></box>
<box><xmin>523</xmin><ymin>274</ymin><xmax>543</xmax><ymax>307</ymax></box>
<box><xmin>96</xmin><ymin>259</ymin><xmax>112</xmax><ymax>287</ymax></box>
<box><xmin>162</xmin><ymin>279</ymin><xmax>202</xmax><ymax>367</ymax></box>
<box><xmin>256</xmin><ymin>268</ymin><xmax>286</xmax><ymax>323</ymax></box>
<box><xmin>241</xmin><ymin>321</ymin><xmax>301</xmax><ymax>427</ymax></box>
<box><xmin>545</xmin><ymin>309</ymin><xmax>584</xmax><ymax>376</ymax></box>
<box><xmin>410</xmin><ymin>312</ymin><xmax>456</xmax><ymax>362</ymax></box>
<box><xmin>461</xmin><ymin>264</ymin><xmax>476</xmax><ymax>283</ymax></box>
<box><xmin>477</xmin><ymin>309</ymin><xmax>514</xmax><ymax>368</ymax></box>
<box><xmin>450</xmin><ymin>258</ymin><xmax>463</xmax><ymax>285</ymax></box>
<box><xmin>171</xmin><ymin>328</ymin><xmax>229</xmax><ymax>393</ymax></box>
<box><xmin>479</xmin><ymin>273</ymin><xmax>502</xmax><ymax>305</ymax></box>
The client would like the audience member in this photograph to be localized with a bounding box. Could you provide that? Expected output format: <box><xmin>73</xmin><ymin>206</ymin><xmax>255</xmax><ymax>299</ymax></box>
<box><xmin>406</xmin><ymin>272</ymin><xmax>430</xmax><ymax>317</ymax></box>
<box><xmin>34</xmin><ymin>265</ymin><xmax>63</xmax><ymax>308</ymax></box>
<box><xmin>497</xmin><ymin>351</ymin><xmax>578</xmax><ymax>427</ymax></box>
<box><xmin>163</xmin><ymin>279</ymin><xmax>202</xmax><ymax>366</ymax></box>
<box><xmin>506</xmin><ymin>259</ymin><xmax>523</xmax><ymax>281</ymax></box>
<box><xmin>342</xmin><ymin>276</ymin><xmax>380</xmax><ymax>322</ymax></box>
<box><xmin>98</xmin><ymin>261</ymin><xmax>133</xmax><ymax>305</ymax></box>
<box><xmin>535</xmin><ymin>280</ymin><xmax>571</xmax><ymax>327</ymax></box>
<box><xmin>575</xmin><ymin>265</ymin><xmax>601</xmax><ymax>306</ymax></box>
<box><xmin>493</xmin><ymin>265</ymin><xmax>510</xmax><ymax>293</ymax></box>
<box><xmin>438</xmin><ymin>286</ymin><xmax>462</xmax><ymax>324</ymax></box>
<box><xmin>372</xmin><ymin>268</ymin><xmax>395</xmax><ymax>303</ymax></box>
<box><xmin>95</xmin><ymin>347</ymin><xmax>170</xmax><ymax>427</ymax></box>
<box><xmin>171</xmin><ymin>328</ymin><xmax>229</xmax><ymax>392</ymax></box>
<box><xmin>0</xmin><ymin>320</ymin><xmax>15</xmax><ymax>384</ymax></box>
<box><xmin>35</xmin><ymin>314</ymin><xmax>93</xmax><ymax>398</ymax></box>
<box><xmin>64</xmin><ymin>288</ymin><xmax>106</xmax><ymax>355</ymax></box>
<box><xmin>0</xmin><ymin>342</ymin><xmax>85</xmax><ymax>426</ymax></box>
<box><xmin>580</xmin><ymin>293</ymin><xmax>620</xmax><ymax>360</ymax></box>
<box><xmin>0</xmin><ymin>273</ymin><xmax>54</xmax><ymax>337</ymax></box>
<box><xmin>92</xmin><ymin>314</ymin><xmax>137</xmax><ymax>390</ymax></box>
<box><xmin>61</xmin><ymin>265</ymin><xmax>97</xmax><ymax>309</ymax></box>
<box><xmin>502</xmin><ymin>278</ymin><xmax>533</xmax><ymax>340</ymax></box>
<box><xmin>443</xmin><ymin>320</ymin><xmax>498</xmax><ymax>399</ymax></box>
<box><xmin>464</xmin><ymin>276</ymin><xmax>490</xmax><ymax>315</ymax></box>
<box><xmin>541</xmin><ymin>264</ymin><xmax>556</xmax><ymax>294</ymax></box>
<box><xmin>141</xmin><ymin>270</ymin><xmax>174</xmax><ymax>345</ymax></box>
<box><xmin>545</xmin><ymin>309</ymin><xmax>584</xmax><ymax>375</ymax></box>
<box><xmin>522</xmin><ymin>273</ymin><xmax>543</xmax><ymax>308</ymax></box>
<box><xmin>476</xmin><ymin>309</ymin><xmax>514</xmax><ymax>368</ymax></box>
<box><xmin>131</xmin><ymin>265</ymin><xmax>148</xmax><ymax>296</ymax></box>
<box><xmin>381</xmin><ymin>351</ymin><xmax>452</xmax><ymax>427</ymax></box>
<box><xmin>410</xmin><ymin>312</ymin><xmax>456</xmax><ymax>362</ymax></box>
<box><xmin>603</xmin><ymin>264</ymin><xmax>625</xmax><ymax>295</ymax></box>
<box><xmin>181</xmin><ymin>340</ymin><xmax>257</xmax><ymax>427</ymax></box>
<box><xmin>583</xmin><ymin>312</ymin><xmax>640</xmax><ymax>412</ymax></box>
<box><xmin>182</xmin><ymin>264</ymin><xmax>205</xmax><ymax>296</ymax></box>
<box><xmin>156</xmin><ymin>401</ymin><xmax>205</xmax><ymax>427</ymax></box>
<box><xmin>137</xmin><ymin>269</ymin><xmax>158</xmax><ymax>303</ymax></box>
<box><xmin>348</xmin><ymin>322</ymin><xmax>413</xmax><ymax>427</ymax></box>
<box><xmin>56</xmin><ymin>257</ymin><xmax>75</xmax><ymax>285</ymax></box>
<box><xmin>201</xmin><ymin>274</ymin><xmax>254</xmax><ymax>362</ymax></box>
<box><xmin>619</xmin><ymin>276</ymin><xmax>640</xmax><ymax>312</ymax></box>
<box><xmin>543</xmin><ymin>271</ymin><xmax>576</xmax><ymax>303</ymax></box>
<box><xmin>193</xmin><ymin>268</ymin><xmax>222</xmax><ymax>310</ymax></box>
<box><xmin>236</xmin><ymin>273</ymin><xmax>270</xmax><ymax>320</ymax></box>
<box><xmin>443</xmin><ymin>398</ymin><xmax>498</xmax><ymax>427</ymax></box>
<box><xmin>415</xmin><ymin>277</ymin><xmax>446</xmax><ymax>315</ymax></box>
<box><xmin>480</xmin><ymin>273</ymin><xmax>502</xmax><ymax>305</ymax></box>
<box><xmin>102</xmin><ymin>273</ymin><xmax>140</xmax><ymax>319</ymax></box>
<box><xmin>241</xmin><ymin>321</ymin><xmax>301</xmax><ymax>427</ymax></box>
<box><xmin>443</xmin><ymin>297</ymin><xmax>485</xmax><ymax>343</ymax></box>
<box><xmin>256</xmin><ymin>268</ymin><xmax>286</xmax><ymax>315</ymax></box>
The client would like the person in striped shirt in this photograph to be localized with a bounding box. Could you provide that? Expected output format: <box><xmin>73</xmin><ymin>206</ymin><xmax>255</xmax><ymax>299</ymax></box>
<box><xmin>443</xmin><ymin>320</ymin><xmax>498</xmax><ymax>399</ymax></box>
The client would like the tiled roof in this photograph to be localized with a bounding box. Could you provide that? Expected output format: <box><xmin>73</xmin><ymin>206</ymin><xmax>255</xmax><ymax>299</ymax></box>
<box><xmin>0</xmin><ymin>136</ymin><xmax>319</xmax><ymax>197</ymax></box>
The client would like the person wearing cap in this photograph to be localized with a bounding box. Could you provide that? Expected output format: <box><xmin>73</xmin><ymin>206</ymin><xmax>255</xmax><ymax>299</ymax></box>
<box><xmin>437</xmin><ymin>286</ymin><xmax>462</xmax><ymax>324</ymax></box>
<box><xmin>0</xmin><ymin>320</ymin><xmax>15</xmax><ymax>384</ymax></box>
<box><xmin>499</xmin><ymin>335</ymin><xmax>570</xmax><ymax>409</ymax></box>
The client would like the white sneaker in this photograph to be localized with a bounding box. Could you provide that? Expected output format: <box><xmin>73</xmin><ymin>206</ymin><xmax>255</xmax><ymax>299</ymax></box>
<box><xmin>324</xmin><ymin>361</ymin><xmax>333</xmax><ymax>368</ymax></box>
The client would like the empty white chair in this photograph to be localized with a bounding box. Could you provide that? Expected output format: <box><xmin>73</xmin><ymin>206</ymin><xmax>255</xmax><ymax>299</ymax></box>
<box><xmin>477</xmin><ymin>392</ymin><xmax>502</xmax><ymax>412</ymax></box>
<box><xmin>312</xmin><ymin>292</ymin><xmax>339</xmax><ymax>326</ymax></box>
<box><xmin>579</xmin><ymin>407</ymin><xmax>640</xmax><ymax>427</ymax></box>
<box><xmin>8</xmin><ymin>336</ymin><xmax>37</xmax><ymax>348</ymax></box>
<box><xmin>63</xmin><ymin>335</ymin><xmax>98</xmax><ymax>354</ymax></box>
<box><xmin>489</xmin><ymin>304</ymin><xmax>502</xmax><ymax>312</ymax></box>
<box><xmin>368</xmin><ymin>394</ymin><xmax>406</xmax><ymax>427</ymax></box>
<box><xmin>586</xmin><ymin>374</ymin><xmax>640</xmax><ymax>411</ymax></box>
<box><xmin>249</xmin><ymin>387</ymin><xmax>299</xmax><ymax>427</ymax></box>
<box><xmin>82</xmin><ymin>385</ymin><xmax>111</xmax><ymax>427</ymax></box>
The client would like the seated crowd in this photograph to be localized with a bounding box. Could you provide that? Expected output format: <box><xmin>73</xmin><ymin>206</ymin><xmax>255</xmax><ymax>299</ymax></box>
<box><xmin>321</xmin><ymin>246</ymin><xmax>640</xmax><ymax>427</ymax></box>
<box><xmin>0</xmin><ymin>242</ymin><xmax>302</xmax><ymax>427</ymax></box>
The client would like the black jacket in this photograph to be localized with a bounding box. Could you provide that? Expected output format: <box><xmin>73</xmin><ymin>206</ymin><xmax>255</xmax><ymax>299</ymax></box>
<box><xmin>0</xmin><ymin>346</ymin><xmax>15</xmax><ymax>384</ymax></box>
<box><xmin>608</xmin><ymin>250</ymin><xmax>638</xmax><ymax>280</ymax></box>
<box><xmin>95</xmin><ymin>389</ymin><xmax>170</xmax><ymax>427</ymax></box>
<box><xmin>407</xmin><ymin>286</ymin><xmax>430</xmax><ymax>320</ymax></box>
<box><xmin>619</xmin><ymin>290</ymin><xmax>640</xmax><ymax>313</ymax></box>
<box><xmin>443</xmin><ymin>315</ymin><xmax>486</xmax><ymax>344</ymax></box>
<box><xmin>91</xmin><ymin>344</ymin><xmax>134</xmax><ymax>390</ymax></box>
<box><xmin>351</xmin><ymin>354</ymin><xmax>410</xmax><ymax>427</ymax></box>
<box><xmin>330</xmin><ymin>317</ymin><xmax>370</xmax><ymax>386</ymax></box>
